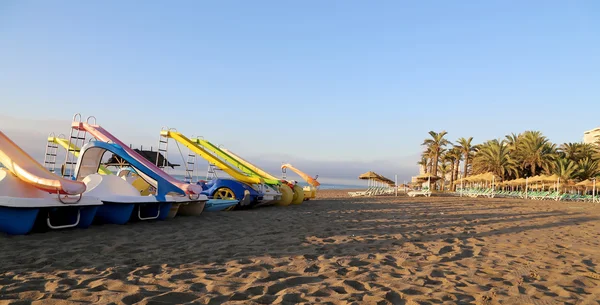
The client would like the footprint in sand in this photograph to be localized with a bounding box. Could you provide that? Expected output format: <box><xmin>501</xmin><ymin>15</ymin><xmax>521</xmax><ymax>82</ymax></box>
<box><xmin>304</xmin><ymin>265</ymin><xmax>320</xmax><ymax>273</ymax></box>
<box><xmin>204</xmin><ymin>268</ymin><xmax>228</xmax><ymax>275</ymax></box>
<box><xmin>343</xmin><ymin>280</ymin><xmax>369</xmax><ymax>292</ymax></box>
<box><xmin>258</xmin><ymin>271</ymin><xmax>299</xmax><ymax>283</ymax></box>
<box><xmin>168</xmin><ymin>272</ymin><xmax>197</xmax><ymax>281</ymax></box>
<box><xmin>281</xmin><ymin>293</ymin><xmax>308</xmax><ymax>303</ymax></box>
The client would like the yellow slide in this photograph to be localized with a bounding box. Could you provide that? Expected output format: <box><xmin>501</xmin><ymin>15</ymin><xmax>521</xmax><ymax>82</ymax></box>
<box><xmin>220</xmin><ymin>148</ymin><xmax>294</xmax><ymax>205</ymax></box>
<box><xmin>160</xmin><ymin>131</ymin><xmax>263</xmax><ymax>185</ymax></box>
<box><xmin>0</xmin><ymin>131</ymin><xmax>86</xmax><ymax>195</ymax></box>
<box><xmin>282</xmin><ymin>163</ymin><xmax>320</xmax><ymax>200</ymax></box>
<box><xmin>281</xmin><ymin>163</ymin><xmax>320</xmax><ymax>187</ymax></box>
<box><xmin>48</xmin><ymin>136</ymin><xmax>113</xmax><ymax>175</ymax></box>
<box><xmin>221</xmin><ymin>149</ymin><xmax>316</xmax><ymax>202</ymax></box>
<box><xmin>221</xmin><ymin>148</ymin><xmax>280</xmax><ymax>181</ymax></box>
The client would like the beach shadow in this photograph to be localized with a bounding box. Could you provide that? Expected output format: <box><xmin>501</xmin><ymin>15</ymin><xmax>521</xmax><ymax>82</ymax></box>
<box><xmin>1</xmin><ymin>196</ymin><xmax>599</xmax><ymax>304</ymax></box>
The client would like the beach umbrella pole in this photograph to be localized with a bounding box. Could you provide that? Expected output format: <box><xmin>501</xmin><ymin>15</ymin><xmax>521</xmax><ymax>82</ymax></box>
<box><xmin>557</xmin><ymin>177</ymin><xmax>560</xmax><ymax>200</ymax></box>
<box><xmin>395</xmin><ymin>174</ymin><xmax>398</xmax><ymax>197</ymax></box>
<box><xmin>460</xmin><ymin>174</ymin><xmax>463</xmax><ymax>197</ymax></box>
<box><xmin>428</xmin><ymin>176</ymin><xmax>431</xmax><ymax>192</ymax></box>
<box><xmin>525</xmin><ymin>178</ymin><xmax>528</xmax><ymax>199</ymax></box>
<box><xmin>593</xmin><ymin>178</ymin><xmax>596</xmax><ymax>203</ymax></box>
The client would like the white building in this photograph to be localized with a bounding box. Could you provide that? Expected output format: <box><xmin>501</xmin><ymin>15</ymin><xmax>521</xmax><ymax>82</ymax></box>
<box><xmin>584</xmin><ymin>127</ymin><xmax>600</xmax><ymax>145</ymax></box>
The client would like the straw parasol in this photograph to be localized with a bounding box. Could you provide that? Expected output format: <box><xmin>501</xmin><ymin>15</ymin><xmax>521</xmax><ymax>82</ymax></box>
<box><xmin>507</xmin><ymin>178</ymin><xmax>527</xmax><ymax>185</ymax></box>
<box><xmin>359</xmin><ymin>171</ymin><xmax>396</xmax><ymax>187</ymax></box>
<box><xmin>575</xmin><ymin>180</ymin><xmax>595</xmax><ymax>188</ymax></box>
<box><xmin>415</xmin><ymin>173</ymin><xmax>441</xmax><ymax>182</ymax></box>
<box><xmin>359</xmin><ymin>171</ymin><xmax>381</xmax><ymax>180</ymax></box>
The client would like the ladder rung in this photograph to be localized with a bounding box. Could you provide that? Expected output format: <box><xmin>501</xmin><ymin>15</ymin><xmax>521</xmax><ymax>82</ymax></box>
<box><xmin>45</xmin><ymin>161</ymin><xmax>56</xmax><ymax>165</ymax></box>
<box><xmin>45</xmin><ymin>153</ymin><xmax>57</xmax><ymax>157</ymax></box>
<box><xmin>65</xmin><ymin>161</ymin><xmax>77</xmax><ymax>165</ymax></box>
<box><xmin>70</xmin><ymin>136</ymin><xmax>86</xmax><ymax>140</ymax></box>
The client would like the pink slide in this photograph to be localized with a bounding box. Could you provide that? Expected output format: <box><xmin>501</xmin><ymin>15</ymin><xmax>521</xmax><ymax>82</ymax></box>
<box><xmin>71</xmin><ymin>122</ymin><xmax>202</xmax><ymax>195</ymax></box>
<box><xmin>0</xmin><ymin>131</ymin><xmax>86</xmax><ymax>195</ymax></box>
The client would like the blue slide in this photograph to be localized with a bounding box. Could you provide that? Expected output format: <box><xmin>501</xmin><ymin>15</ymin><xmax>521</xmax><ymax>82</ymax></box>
<box><xmin>75</xmin><ymin>141</ymin><xmax>185</xmax><ymax>201</ymax></box>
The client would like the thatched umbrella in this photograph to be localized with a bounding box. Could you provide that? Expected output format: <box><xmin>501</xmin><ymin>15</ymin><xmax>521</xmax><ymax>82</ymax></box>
<box><xmin>576</xmin><ymin>179</ymin><xmax>594</xmax><ymax>188</ymax></box>
<box><xmin>359</xmin><ymin>171</ymin><xmax>381</xmax><ymax>180</ymax></box>
<box><xmin>575</xmin><ymin>178</ymin><xmax>597</xmax><ymax>201</ymax></box>
<box><xmin>414</xmin><ymin>173</ymin><xmax>440</xmax><ymax>191</ymax></box>
<box><xmin>359</xmin><ymin>171</ymin><xmax>396</xmax><ymax>189</ymax></box>
<box><xmin>415</xmin><ymin>173</ymin><xmax>441</xmax><ymax>182</ymax></box>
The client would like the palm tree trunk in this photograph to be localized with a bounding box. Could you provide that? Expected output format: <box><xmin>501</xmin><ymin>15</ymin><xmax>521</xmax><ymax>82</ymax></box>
<box><xmin>454</xmin><ymin>159</ymin><xmax>460</xmax><ymax>191</ymax></box>
<box><xmin>433</xmin><ymin>151</ymin><xmax>439</xmax><ymax>176</ymax></box>
<box><xmin>449</xmin><ymin>162</ymin><xmax>455</xmax><ymax>192</ymax></box>
<box><xmin>463</xmin><ymin>155</ymin><xmax>469</xmax><ymax>177</ymax></box>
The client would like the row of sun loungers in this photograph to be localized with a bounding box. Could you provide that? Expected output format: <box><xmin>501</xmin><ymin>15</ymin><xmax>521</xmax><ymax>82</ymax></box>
<box><xmin>407</xmin><ymin>187</ymin><xmax>431</xmax><ymax>197</ymax></box>
<box><xmin>348</xmin><ymin>186</ymin><xmax>396</xmax><ymax>197</ymax></box>
<box><xmin>458</xmin><ymin>188</ymin><xmax>599</xmax><ymax>203</ymax></box>
<box><xmin>457</xmin><ymin>188</ymin><xmax>495</xmax><ymax>198</ymax></box>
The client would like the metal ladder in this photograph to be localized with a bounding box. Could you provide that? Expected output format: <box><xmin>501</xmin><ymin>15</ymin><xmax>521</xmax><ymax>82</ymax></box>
<box><xmin>156</xmin><ymin>127</ymin><xmax>170</xmax><ymax>169</ymax></box>
<box><xmin>63</xmin><ymin>114</ymin><xmax>87</xmax><ymax>178</ymax></box>
<box><xmin>282</xmin><ymin>162</ymin><xmax>288</xmax><ymax>180</ymax></box>
<box><xmin>206</xmin><ymin>163</ymin><xmax>220</xmax><ymax>180</ymax></box>
<box><xmin>184</xmin><ymin>149</ymin><xmax>196</xmax><ymax>183</ymax></box>
<box><xmin>193</xmin><ymin>138</ymin><xmax>219</xmax><ymax>181</ymax></box>
<box><xmin>43</xmin><ymin>133</ymin><xmax>59</xmax><ymax>173</ymax></box>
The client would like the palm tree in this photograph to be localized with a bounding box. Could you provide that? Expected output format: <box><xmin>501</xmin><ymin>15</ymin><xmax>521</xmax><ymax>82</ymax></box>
<box><xmin>417</xmin><ymin>156</ymin><xmax>429</xmax><ymax>174</ymax></box>
<box><xmin>577</xmin><ymin>157</ymin><xmax>600</xmax><ymax>180</ymax></box>
<box><xmin>444</xmin><ymin>147</ymin><xmax>462</xmax><ymax>191</ymax></box>
<box><xmin>422</xmin><ymin>131</ymin><xmax>450</xmax><ymax>177</ymax></box>
<box><xmin>553</xmin><ymin>158</ymin><xmax>579</xmax><ymax>182</ymax></box>
<box><xmin>505</xmin><ymin>133</ymin><xmax>521</xmax><ymax>151</ymax></box>
<box><xmin>578</xmin><ymin>143</ymin><xmax>598</xmax><ymax>161</ymax></box>
<box><xmin>517</xmin><ymin>131</ymin><xmax>557</xmax><ymax>176</ymax></box>
<box><xmin>471</xmin><ymin>139</ymin><xmax>517</xmax><ymax>180</ymax></box>
<box><xmin>456</xmin><ymin>137</ymin><xmax>474</xmax><ymax>178</ymax></box>
<box><xmin>438</xmin><ymin>161</ymin><xmax>451</xmax><ymax>191</ymax></box>
<box><xmin>422</xmin><ymin>146</ymin><xmax>435</xmax><ymax>173</ymax></box>
<box><xmin>559</xmin><ymin>142</ymin><xmax>581</xmax><ymax>160</ymax></box>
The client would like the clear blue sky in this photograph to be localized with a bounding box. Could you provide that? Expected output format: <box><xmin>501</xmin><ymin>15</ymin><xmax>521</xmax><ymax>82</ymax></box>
<box><xmin>1</xmin><ymin>1</ymin><xmax>599</xmax><ymax>183</ymax></box>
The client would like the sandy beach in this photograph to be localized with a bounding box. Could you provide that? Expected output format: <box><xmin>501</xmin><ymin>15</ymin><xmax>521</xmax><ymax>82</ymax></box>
<box><xmin>1</xmin><ymin>191</ymin><xmax>600</xmax><ymax>305</ymax></box>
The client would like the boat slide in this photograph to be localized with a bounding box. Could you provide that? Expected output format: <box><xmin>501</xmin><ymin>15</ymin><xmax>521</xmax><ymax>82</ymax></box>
<box><xmin>54</xmin><ymin>121</ymin><xmax>236</xmax><ymax>213</ymax></box>
<box><xmin>1</xmin><ymin>131</ymin><xmax>88</xmax><ymax>196</ymax></box>
<box><xmin>194</xmin><ymin>138</ymin><xmax>287</xmax><ymax>204</ymax></box>
<box><xmin>0</xmin><ymin>131</ymin><xmax>101</xmax><ymax>235</ymax></box>
<box><xmin>281</xmin><ymin>163</ymin><xmax>321</xmax><ymax>187</ymax></box>
<box><xmin>74</xmin><ymin>140</ymin><xmax>210</xmax><ymax>220</ymax></box>
<box><xmin>159</xmin><ymin>130</ymin><xmax>281</xmax><ymax>204</ymax></box>
<box><xmin>220</xmin><ymin>147</ymin><xmax>318</xmax><ymax>200</ymax></box>
<box><xmin>220</xmin><ymin>148</ymin><xmax>280</xmax><ymax>181</ymax></box>
<box><xmin>70</xmin><ymin>121</ymin><xmax>204</xmax><ymax>198</ymax></box>
<box><xmin>197</xmin><ymin>139</ymin><xmax>280</xmax><ymax>185</ymax></box>
<box><xmin>162</xmin><ymin>131</ymin><xmax>262</xmax><ymax>185</ymax></box>
<box><xmin>47</xmin><ymin>135</ymin><xmax>113</xmax><ymax>175</ymax></box>
<box><xmin>192</xmin><ymin>139</ymin><xmax>295</xmax><ymax>205</ymax></box>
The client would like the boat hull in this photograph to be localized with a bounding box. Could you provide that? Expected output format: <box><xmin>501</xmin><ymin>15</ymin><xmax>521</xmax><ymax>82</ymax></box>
<box><xmin>0</xmin><ymin>206</ymin><xmax>39</xmax><ymax>235</ymax></box>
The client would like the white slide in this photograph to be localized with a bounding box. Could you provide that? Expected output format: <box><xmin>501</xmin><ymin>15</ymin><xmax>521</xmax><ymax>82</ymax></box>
<box><xmin>0</xmin><ymin>131</ymin><xmax>87</xmax><ymax>195</ymax></box>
